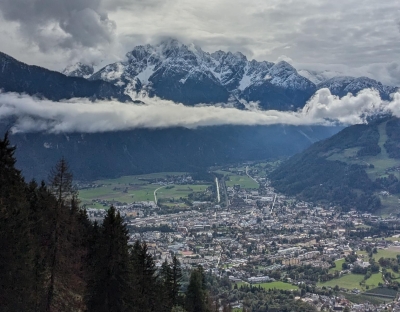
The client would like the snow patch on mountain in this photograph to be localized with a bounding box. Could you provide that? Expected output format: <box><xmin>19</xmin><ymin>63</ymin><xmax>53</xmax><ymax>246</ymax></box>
<box><xmin>62</xmin><ymin>62</ymin><xmax>94</xmax><ymax>78</ymax></box>
<box><xmin>100</xmin><ymin>63</ymin><xmax>126</xmax><ymax>82</ymax></box>
<box><xmin>267</xmin><ymin>61</ymin><xmax>315</xmax><ymax>90</ymax></box>
<box><xmin>136</xmin><ymin>64</ymin><xmax>156</xmax><ymax>85</ymax></box>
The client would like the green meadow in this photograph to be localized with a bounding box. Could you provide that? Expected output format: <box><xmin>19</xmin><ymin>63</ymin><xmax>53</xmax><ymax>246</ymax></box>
<box><xmin>225</xmin><ymin>174</ymin><xmax>258</xmax><ymax>189</ymax></box>
<box><xmin>78</xmin><ymin>172</ymin><xmax>211</xmax><ymax>208</ymax></box>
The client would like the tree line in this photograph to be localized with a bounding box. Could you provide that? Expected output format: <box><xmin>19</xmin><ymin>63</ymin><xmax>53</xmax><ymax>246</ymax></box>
<box><xmin>0</xmin><ymin>133</ymin><xmax>211</xmax><ymax>312</ymax></box>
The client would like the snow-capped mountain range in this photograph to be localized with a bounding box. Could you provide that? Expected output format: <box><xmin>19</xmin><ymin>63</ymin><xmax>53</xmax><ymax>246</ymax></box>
<box><xmin>64</xmin><ymin>39</ymin><xmax>398</xmax><ymax>110</ymax></box>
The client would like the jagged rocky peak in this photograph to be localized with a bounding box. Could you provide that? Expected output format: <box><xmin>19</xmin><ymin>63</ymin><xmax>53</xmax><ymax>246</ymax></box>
<box><xmin>317</xmin><ymin>76</ymin><xmax>398</xmax><ymax>100</ymax></box>
<box><xmin>62</xmin><ymin>62</ymin><xmax>94</xmax><ymax>78</ymax></box>
<box><xmin>265</xmin><ymin>61</ymin><xmax>316</xmax><ymax>91</ymax></box>
<box><xmin>268</xmin><ymin>61</ymin><xmax>297</xmax><ymax>78</ymax></box>
<box><xmin>344</xmin><ymin>76</ymin><xmax>398</xmax><ymax>98</ymax></box>
<box><xmin>317</xmin><ymin>76</ymin><xmax>355</xmax><ymax>92</ymax></box>
<box><xmin>157</xmin><ymin>39</ymin><xmax>194</xmax><ymax>59</ymax></box>
<box><xmin>126</xmin><ymin>44</ymin><xmax>156</xmax><ymax>62</ymax></box>
<box><xmin>318</xmin><ymin>76</ymin><xmax>355</xmax><ymax>86</ymax></box>
<box><xmin>211</xmin><ymin>50</ymin><xmax>247</xmax><ymax>63</ymax></box>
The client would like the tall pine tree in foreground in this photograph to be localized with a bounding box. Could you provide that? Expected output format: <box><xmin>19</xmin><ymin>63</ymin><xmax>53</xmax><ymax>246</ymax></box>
<box><xmin>86</xmin><ymin>206</ymin><xmax>132</xmax><ymax>312</ymax></box>
<box><xmin>160</xmin><ymin>255</ymin><xmax>183</xmax><ymax>311</ymax></box>
<box><xmin>185</xmin><ymin>266</ymin><xmax>210</xmax><ymax>312</ymax></box>
<box><xmin>0</xmin><ymin>133</ymin><xmax>35</xmax><ymax>311</ymax></box>
<box><xmin>130</xmin><ymin>240</ymin><xmax>160</xmax><ymax>312</ymax></box>
<box><xmin>45</xmin><ymin>158</ymin><xmax>87</xmax><ymax>312</ymax></box>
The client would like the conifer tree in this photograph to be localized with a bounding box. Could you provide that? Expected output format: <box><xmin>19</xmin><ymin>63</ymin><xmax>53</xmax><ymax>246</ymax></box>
<box><xmin>160</xmin><ymin>255</ymin><xmax>183</xmax><ymax>312</ymax></box>
<box><xmin>171</xmin><ymin>255</ymin><xmax>183</xmax><ymax>307</ymax></box>
<box><xmin>45</xmin><ymin>158</ymin><xmax>84</xmax><ymax>311</ymax></box>
<box><xmin>160</xmin><ymin>260</ymin><xmax>174</xmax><ymax>311</ymax></box>
<box><xmin>0</xmin><ymin>133</ymin><xmax>35</xmax><ymax>311</ymax></box>
<box><xmin>26</xmin><ymin>180</ymin><xmax>54</xmax><ymax>311</ymax></box>
<box><xmin>185</xmin><ymin>266</ymin><xmax>210</xmax><ymax>312</ymax></box>
<box><xmin>130</xmin><ymin>240</ymin><xmax>160</xmax><ymax>312</ymax></box>
<box><xmin>86</xmin><ymin>207</ymin><xmax>131</xmax><ymax>312</ymax></box>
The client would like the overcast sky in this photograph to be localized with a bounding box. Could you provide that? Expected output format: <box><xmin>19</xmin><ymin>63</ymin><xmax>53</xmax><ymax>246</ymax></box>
<box><xmin>0</xmin><ymin>0</ymin><xmax>399</xmax><ymax>85</ymax></box>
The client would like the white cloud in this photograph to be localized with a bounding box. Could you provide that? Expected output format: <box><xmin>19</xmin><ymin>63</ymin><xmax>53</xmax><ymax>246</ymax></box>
<box><xmin>0</xmin><ymin>88</ymin><xmax>397</xmax><ymax>133</ymax></box>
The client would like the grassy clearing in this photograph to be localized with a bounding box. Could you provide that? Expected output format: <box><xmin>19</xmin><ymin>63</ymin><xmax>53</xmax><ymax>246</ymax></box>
<box><xmin>357</xmin><ymin>248</ymin><xmax>400</xmax><ymax>262</ymax></box>
<box><xmin>327</xmin><ymin>147</ymin><xmax>360</xmax><ymax>162</ymax></box>
<box><xmin>325</xmin><ymin>122</ymin><xmax>399</xmax><ymax>186</ymax></box>
<box><xmin>386</xmin><ymin>269</ymin><xmax>400</xmax><ymax>279</ymax></box>
<box><xmin>329</xmin><ymin>259</ymin><xmax>345</xmax><ymax>273</ymax></box>
<box><xmin>377</xmin><ymin>195</ymin><xmax>400</xmax><ymax>217</ymax></box>
<box><xmin>156</xmin><ymin>185</ymin><xmax>210</xmax><ymax>200</ymax></box>
<box><xmin>235</xmin><ymin>281</ymin><xmax>248</xmax><ymax>288</ymax></box>
<box><xmin>365</xmin><ymin>273</ymin><xmax>384</xmax><ymax>288</ymax></box>
<box><xmin>94</xmin><ymin>172</ymin><xmax>187</xmax><ymax>185</ymax></box>
<box><xmin>234</xmin><ymin>281</ymin><xmax>298</xmax><ymax>291</ymax></box>
<box><xmin>225</xmin><ymin>174</ymin><xmax>258</xmax><ymax>189</ymax></box>
<box><xmin>376</xmin><ymin>248</ymin><xmax>400</xmax><ymax>260</ymax></box>
<box><xmin>318</xmin><ymin>273</ymin><xmax>364</xmax><ymax>290</ymax></box>
<box><xmin>365</xmin><ymin>158</ymin><xmax>399</xmax><ymax>180</ymax></box>
<box><xmin>365</xmin><ymin>122</ymin><xmax>399</xmax><ymax>180</ymax></box>
<box><xmin>257</xmin><ymin>281</ymin><xmax>298</xmax><ymax>291</ymax></box>
<box><xmin>383</xmin><ymin>236</ymin><xmax>400</xmax><ymax>242</ymax></box>
<box><xmin>356</xmin><ymin>224</ymin><xmax>372</xmax><ymax>229</ymax></box>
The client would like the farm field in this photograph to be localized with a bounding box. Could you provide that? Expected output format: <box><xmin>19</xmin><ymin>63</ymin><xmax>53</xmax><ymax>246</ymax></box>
<box><xmin>365</xmin><ymin>287</ymin><xmax>398</xmax><ymax>299</ymax></box>
<box><xmin>213</xmin><ymin>165</ymin><xmax>259</xmax><ymax>189</ymax></box>
<box><xmin>78</xmin><ymin>172</ymin><xmax>211</xmax><ymax>208</ymax></box>
<box><xmin>387</xmin><ymin>269</ymin><xmax>400</xmax><ymax>279</ymax></box>
<box><xmin>234</xmin><ymin>281</ymin><xmax>298</xmax><ymax>291</ymax></box>
<box><xmin>357</xmin><ymin>248</ymin><xmax>400</xmax><ymax>262</ymax></box>
<box><xmin>156</xmin><ymin>185</ymin><xmax>210</xmax><ymax>200</ymax></box>
<box><xmin>79</xmin><ymin>183</ymin><xmax>161</xmax><ymax>206</ymax></box>
<box><xmin>342</xmin><ymin>292</ymin><xmax>392</xmax><ymax>305</ymax></box>
<box><xmin>365</xmin><ymin>273</ymin><xmax>384</xmax><ymax>288</ymax></box>
<box><xmin>376</xmin><ymin>247</ymin><xmax>400</xmax><ymax>260</ymax></box>
<box><xmin>225</xmin><ymin>174</ymin><xmax>258</xmax><ymax>189</ymax></box>
<box><xmin>318</xmin><ymin>273</ymin><xmax>364</xmax><ymax>290</ymax></box>
<box><xmin>319</xmin><ymin>271</ymin><xmax>385</xmax><ymax>291</ymax></box>
<box><xmin>258</xmin><ymin>281</ymin><xmax>298</xmax><ymax>291</ymax></box>
<box><xmin>94</xmin><ymin>172</ymin><xmax>188</xmax><ymax>184</ymax></box>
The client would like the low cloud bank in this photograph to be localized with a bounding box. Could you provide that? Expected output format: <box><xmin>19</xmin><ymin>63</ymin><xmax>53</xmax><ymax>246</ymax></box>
<box><xmin>0</xmin><ymin>88</ymin><xmax>398</xmax><ymax>134</ymax></box>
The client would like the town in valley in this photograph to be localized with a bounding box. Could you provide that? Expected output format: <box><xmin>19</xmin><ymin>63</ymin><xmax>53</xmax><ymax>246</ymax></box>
<box><xmin>79</xmin><ymin>161</ymin><xmax>400</xmax><ymax>311</ymax></box>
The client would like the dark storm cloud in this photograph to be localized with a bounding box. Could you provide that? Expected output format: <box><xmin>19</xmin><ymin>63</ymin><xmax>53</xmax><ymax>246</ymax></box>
<box><xmin>0</xmin><ymin>0</ymin><xmax>115</xmax><ymax>51</ymax></box>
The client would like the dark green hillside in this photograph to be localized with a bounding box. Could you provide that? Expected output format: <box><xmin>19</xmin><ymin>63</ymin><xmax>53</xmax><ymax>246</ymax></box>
<box><xmin>270</xmin><ymin>117</ymin><xmax>400</xmax><ymax>212</ymax></box>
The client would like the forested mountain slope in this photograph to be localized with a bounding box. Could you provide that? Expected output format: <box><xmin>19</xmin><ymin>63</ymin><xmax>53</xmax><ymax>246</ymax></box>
<box><xmin>0</xmin><ymin>52</ymin><xmax>130</xmax><ymax>102</ymax></box>
<box><xmin>270</xmin><ymin>117</ymin><xmax>400</xmax><ymax>211</ymax></box>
